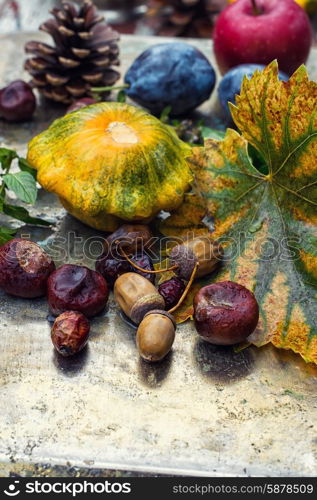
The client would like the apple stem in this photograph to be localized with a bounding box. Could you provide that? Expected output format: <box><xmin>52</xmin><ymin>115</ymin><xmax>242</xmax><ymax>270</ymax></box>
<box><xmin>251</xmin><ymin>0</ymin><xmax>261</xmax><ymax>15</ymax></box>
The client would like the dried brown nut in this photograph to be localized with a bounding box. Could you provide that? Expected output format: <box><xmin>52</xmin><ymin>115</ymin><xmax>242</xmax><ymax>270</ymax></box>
<box><xmin>193</xmin><ymin>281</ymin><xmax>259</xmax><ymax>345</ymax></box>
<box><xmin>106</xmin><ymin>224</ymin><xmax>153</xmax><ymax>254</ymax></box>
<box><xmin>0</xmin><ymin>238</ymin><xmax>55</xmax><ymax>298</ymax></box>
<box><xmin>51</xmin><ymin>311</ymin><xmax>90</xmax><ymax>357</ymax></box>
<box><xmin>169</xmin><ymin>236</ymin><xmax>223</xmax><ymax>281</ymax></box>
<box><xmin>114</xmin><ymin>272</ymin><xmax>165</xmax><ymax>325</ymax></box>
<box><xmin>137</xmin><ymin>310</ymin><xmax>176</xmax><ymax>362</ymax></box>
<box><xmin>47</xmin><ymin>264</ymin><xmax>109</xmax><ymax>318</ymax></box>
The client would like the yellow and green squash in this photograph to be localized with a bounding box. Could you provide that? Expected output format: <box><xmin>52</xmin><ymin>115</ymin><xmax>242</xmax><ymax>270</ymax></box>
<box><xmin>27</xmin><ymin>103</ymin><xmax>192</xmax><ymax>232</ymax></box>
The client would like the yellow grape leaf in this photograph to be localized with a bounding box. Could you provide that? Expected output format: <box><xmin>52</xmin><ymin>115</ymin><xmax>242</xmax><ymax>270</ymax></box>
<box><xmin>188</xmin><ymin>62</ymin><xmax>317</xmax><ymax>364</ymax></box>
<box><xmin>159</xmin><ymin>192</ymin><xmax>209</xmax><ymax>239</ymax></box>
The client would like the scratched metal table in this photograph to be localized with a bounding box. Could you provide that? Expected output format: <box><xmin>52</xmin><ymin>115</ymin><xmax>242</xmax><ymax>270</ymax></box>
<box><xmin>0</xmin><ymin>33</ymin><xmax>317</xmax><ymax>478</ymax></box>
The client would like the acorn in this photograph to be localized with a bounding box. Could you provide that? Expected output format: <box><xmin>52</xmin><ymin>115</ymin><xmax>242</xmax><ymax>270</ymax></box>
<box><xmin>136</xmin><ymin>310</ymin><xmax>176</xmax><ymax>363</ymax></box>
<box><xmin>114</xmin><ymin>272</ymin><xmax>165</xmax><ymax>325</ymax></box>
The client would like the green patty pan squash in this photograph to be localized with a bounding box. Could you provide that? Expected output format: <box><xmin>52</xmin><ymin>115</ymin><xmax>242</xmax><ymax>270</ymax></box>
<box><xmin>27</xmin><ymin>103</ymin><xmax>193</xmax><ymax>231</ymax></box>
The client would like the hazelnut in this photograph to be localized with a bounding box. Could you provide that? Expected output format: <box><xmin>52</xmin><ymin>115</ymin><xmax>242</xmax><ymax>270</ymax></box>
<box><xmin>106</xmin><ymin>224</ymin><xmax>153</xmax><ymax>254</ymax></box>
<box><xmin>169</xmin><ymin>236</ymin><xmax>223</xmax><ymax>281</ymax></box>
<box><xmin>48</xmin><ymin>264</ymin><xmax>109</xmax><ymax>318</ymax></box>
<box><xmin>51</xmin><ymin>311</ymin><xmax>90</xmax><ymax>357</ymax></box>
<box><xmin>114</xmin><ymin>272</ymin><xmax>165</xmax><ymax>324</ymax></box>
<box><xmin>193</xmin><ymin>281</ymin><xmax>259</xmax><ymax>345</ymax></box>
<box><xmin>137</xmin><ymin>310</ymin><xmax>176</xmax><ymax>362</ymax></box>
<box><xmin>0</xmin><ymin>238</ymin><xmax>55</xmax><ymax>298</ymax></box>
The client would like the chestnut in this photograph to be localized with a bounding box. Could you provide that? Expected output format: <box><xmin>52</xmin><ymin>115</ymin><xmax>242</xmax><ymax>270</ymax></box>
<box><xmin>114</xmin><ymin>272</ymin><xmax>165</xmax><ymax>325</ymax></box>
<box><xmin>193</xmin><ymin>281</ymin><xmax>259</xmax><ymax>345</ymax></box>
<box><xmin>51</xmin><ymin>311</ymin><xmax>90</xmax><ymax>357</ymax></box>
<box><xmin>66</xmin><ymin>97</ymin><xmax>97</xmax><ymax>114</ymax></box>
<box><xmin>137</xmin><ymin>310</ymin><xmax>176</xmax><ymax>362</ymax></box>
<box><xmin>106</xmin><ymin>224</ymin><xmax>153</xmax><ymax>254</ymax></box>
<box><xmin>0</xmin><ymin>238</ymin><xmax>55</xmax><ymax>298</ymax></box>
<box><xmin>169</xmin><ymin>236</ymin><xmax>223</xmax><ymax>281</ymax></box>
<box><xmin>95</xmin><ymin>250</ymin><xmax>131</xmax><ymax>288</ymax></box>
<box><xmin>0</xmin><ymin>80</ymin><xmax>36</xmax><ymax>122</ymax></box>
<box><xmin>47</xmin><ymin>264</ymin><xmax>109</xmax><ymax>318</ymax></box>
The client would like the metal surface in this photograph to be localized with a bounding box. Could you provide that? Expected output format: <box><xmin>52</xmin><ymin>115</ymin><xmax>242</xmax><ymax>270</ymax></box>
<box><xmin>0</xmin><ymin>33</ymin><xmax>317</xmax><ymax>478</ymax></box>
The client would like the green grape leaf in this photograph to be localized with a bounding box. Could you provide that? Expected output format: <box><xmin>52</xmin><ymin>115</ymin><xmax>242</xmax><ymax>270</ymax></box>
<box><xmin>3</xmin><ymin>171</ymin><xmax>37</xmax><ymax>204</ymax></box>
<box><xmin>186</xmin><ymin>62</ymin><xmax>317</xmax><ymax>364</ymax></box>
<box><xmin>201</xmin><ymin>127</ymin><xmax>226</xmax><ymax>141</ymax></box>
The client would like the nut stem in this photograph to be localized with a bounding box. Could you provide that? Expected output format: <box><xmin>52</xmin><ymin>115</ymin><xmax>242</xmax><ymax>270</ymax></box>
<box><xmin>251</xmin><ymin>0</ymin><xmax>261</xmax><ymax>15</ymax></box>
<box><xmin>118</xmin><ymin>246</ymin><xmax>178</xmax><ymax>274</ymax></box>
<box><xmin>168</xmin><ymin>262</ymin><xmax>199</xmax><ymax>314</ymax></box>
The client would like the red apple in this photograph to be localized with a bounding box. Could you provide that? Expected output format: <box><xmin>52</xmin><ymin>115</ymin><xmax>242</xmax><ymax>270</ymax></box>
<box><xmin>214</xmin><ymin>0</ymin><xmax>312</xmax><ymax>75</ymax></box>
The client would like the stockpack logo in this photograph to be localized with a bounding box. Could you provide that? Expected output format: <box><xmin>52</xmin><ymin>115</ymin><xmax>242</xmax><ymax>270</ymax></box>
<box><xmin>3</xmin><ymin>481</ymin><xmax>20</xmax><ymax>497</ymax></box>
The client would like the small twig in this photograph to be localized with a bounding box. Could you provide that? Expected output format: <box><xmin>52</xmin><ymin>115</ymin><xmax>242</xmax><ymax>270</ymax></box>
<box><xmin>168</xmin><ymin>262</ymin><xmax>199</xmax><ymax>314</ymax></box>
<box><xmin>91</xmin><ymin>84</ymin><xmax>130</xmax><ymax>93</ymax></box>
<box><xmin>118</xmin><ymin>245</ymin><xmax>178</xmax><ymax>274</ymax></box>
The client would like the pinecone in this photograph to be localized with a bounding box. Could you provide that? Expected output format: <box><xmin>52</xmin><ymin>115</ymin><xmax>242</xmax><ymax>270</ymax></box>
<box><xmin>24</xmin><ymin>0</ymin><xmax>120</xmax><ymax>104</ymax></box>
<box><xmin>144</xmin><ymin>0</ymin><xmax>227</xmax><ymax>38</ymax></box>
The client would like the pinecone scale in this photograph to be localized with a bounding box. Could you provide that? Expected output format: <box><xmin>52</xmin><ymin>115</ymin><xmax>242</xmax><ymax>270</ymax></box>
<box><xmin>25</xmin><ymin>0</ymin><xmax>120</xmax><ymax>104</ymax></box>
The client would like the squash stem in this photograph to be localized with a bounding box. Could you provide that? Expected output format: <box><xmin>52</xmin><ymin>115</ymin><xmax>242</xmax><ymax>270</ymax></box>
<box><xmin>168</xmin><ymin>262</ymin><xmax>199</xmax><ymax>314</ymax></box>
<box><xmin>118</xmin><ymin>245</ymin><xmax>178</xmax><ymax>274</ymax></box>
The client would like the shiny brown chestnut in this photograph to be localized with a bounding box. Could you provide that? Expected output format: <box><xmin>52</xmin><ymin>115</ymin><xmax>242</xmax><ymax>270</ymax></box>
<box><xmin>106</xmin><ymin>224</ymin><xmax>153</xmax><ymax>254</ymax></box>
<box><xmin>66</xmin><ymin>97</ymin><xmax>96</xmax><ymax>114</ymax></box>
<box><xmin>0</xmin><ymin>80</ymin><xmax>36</xmax><ymax>122</ymax></box>
<box><xmin>114</xmin><ymin>272</ymin><xmax>165</xmax><ymax>325</ymax></box>
<box><xmin>169</xmin><ymin>236</ymin><xmax>223</xmax><ymax>281</ymax></box>
<box><xmin>48</xmin><ymin>264</ymin><xmax>109</xmax><ymax>318</ymax></box>
<box><xmin>51</xmin><ymin>311</ymin><xmax>90</xmax><ymax>357</ymax></box>
<box><xmin>0</xmin><ymin>238</ymin><xmax>55</xmax><ymax>298</ymax></box>
<box><xmin>137</xmin><ymin>310</ymin><xmax>176</xmax><ymax>362</ymax></box>
<box><xmin>193</xmin><ymin>281</ymin><xmax>259</xmax><ymax>345</ymax></box>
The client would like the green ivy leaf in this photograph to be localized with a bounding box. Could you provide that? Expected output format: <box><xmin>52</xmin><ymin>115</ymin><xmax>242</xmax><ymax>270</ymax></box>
<box><xmin>0</xmin><ymin>148</ymin><xmax>17</xmax><ymax>171</ymax></box>
<box><xmin>3</xmin><ymin>171</ymin><xmax>37</xmax><ymax>204</ymax></box>
<box><xmin>0</xmin><ymin>226</ymin><xmax>16</xmax><ymax>245</ymax></box>
<box><xmin>18</xmin><ymin>158</ymin><xmax>37</xmax><ymax>180</ymax></box>
<box><xmin>3</xmin><ymin>204</ymin><xmax>51</xmax><ymax>226</ymax></box>
<box><xmin>160</xmin><ymin>105</ymin><xmax>172</xmax><ymax>123</ymax></box>
<box><xmin>117</xmin><ymin>90</ymin><xmax>126</xmax><ymax>103</ymax></box>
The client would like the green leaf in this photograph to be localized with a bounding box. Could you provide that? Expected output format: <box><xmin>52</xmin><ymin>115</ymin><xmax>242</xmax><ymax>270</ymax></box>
<box><xmin>188</xmin><ymin>62</ymin><xmax>317</xmax><ymax>364</ymax></box>
<box><xmin>4</xmin><ymin>171</ymin><xmax>37</xmax><ymax>204</ymax></box>
<box><xmin>18</xmin><ymin>158</ymin><xmax>37</xmax><ymax>179</ymax></box>
<box><xmin>3</xmin><ymin>204</ymin><xmax>51</xmax><ymax>226</ymax></box>
<box><xmin>160</xmin><ymin>105</ymin><xmax>172</xmax><ymax>123</ymax></box>
<box><xmin>117</xmin><ymin>90</ymin><xmax>126</xmax><ymax>103</ymax></box>
<box><xmin>0</xmin><ymin>147</ymin><xmax>17</xmax><ymax>171</ymax></box>
<box><xmin>201</xmin><ymin>127</ymin><xmax>226</xmax><ymax>141</ymax></box>
<box><xmin>0</xmin><ymin>226</ymin><xmax>16</xmax><ymax>245</ymax></box>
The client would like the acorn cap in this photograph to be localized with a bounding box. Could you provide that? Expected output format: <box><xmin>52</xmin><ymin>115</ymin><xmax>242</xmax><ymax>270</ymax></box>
<box><xmin>130</xmin><ymin>295</ymin><xmax>165</xmax><ymax>325</ymax></box>
<box><xmin>144</xmin><ymin>309</ymin><xmax>177</xmax><ymax>329</ymax></box>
